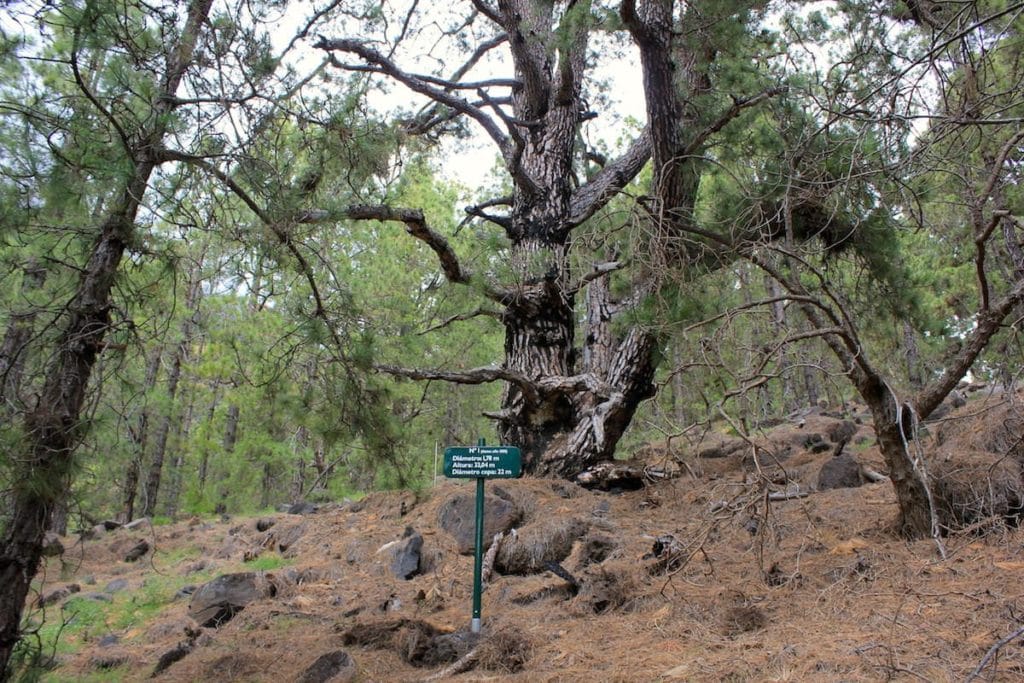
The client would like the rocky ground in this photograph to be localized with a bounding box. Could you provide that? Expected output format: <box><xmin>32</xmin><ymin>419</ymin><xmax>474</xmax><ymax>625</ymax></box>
<box><xmin>23</xmin><ymin>390</ymin><xmax>1024</xmax><ymax>681</ymax></box>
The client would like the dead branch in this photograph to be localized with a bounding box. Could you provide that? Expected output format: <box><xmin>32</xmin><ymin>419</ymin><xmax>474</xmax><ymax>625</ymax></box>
<box><xmin>860</xmin><ymin>466</ymin><xmax>890</xmax><ymax>483</ymax></box>
<box><xmin>964</xmin><ymin>623</ymin><xmax>1024</xmax><ymax>682</ymax></box>
<box><xmin>424</xmin><ymin>646</ymin><xmax>480</xmax><ymax>680</ymax></box>
<box><xmin>481</xmin><ymin>531</ymin><xmax>504</xmax><ymax>586</ymax></box>
<box><xmin>314</xmin><ymin>37</ymin><xmax>513</xmax><ymax>163</ymax></box>
<box><xmin>768</xmin><ymin>489</ymin><xmax>810</xmax><ymax>501</ymax></box>
<box><xmin>419</xmin><ymin>307</ymin><xmax>502</xmax><ymax>334</ymax></box>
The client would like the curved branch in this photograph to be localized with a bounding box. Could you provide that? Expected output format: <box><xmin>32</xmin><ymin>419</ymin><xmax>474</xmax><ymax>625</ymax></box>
<box><xmin>420</xmin><ymin>307</ymin><xmax>502</xmax><ymax>334</ymax></box>
<box><xmin>343</xmin><ymin>204</ymin><xmax>469</xmax><ymax>284</ymax></box>
<box><xmin>377</xmin><ymin>364</ymin><xmax>539</xmax><ymax>405</ymax></box>
<box><xmin>568</xmin><ymin>129</ymin><xmax>650</xmax><ymax>226</ymax></box>
<box><xmin>682</xmin><ymin>88</ymin><xmax>788</xmax><ymax>156</ymax></box>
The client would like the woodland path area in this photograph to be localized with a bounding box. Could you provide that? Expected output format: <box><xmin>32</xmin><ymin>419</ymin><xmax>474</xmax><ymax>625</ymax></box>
<box><xmin>18</xmin><ymin>397</ymin><xmax>1024</xmax><ymax>682</ymax></box>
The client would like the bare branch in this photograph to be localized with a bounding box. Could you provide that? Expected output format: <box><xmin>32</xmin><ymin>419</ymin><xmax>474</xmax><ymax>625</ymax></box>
<box><xmin>314</xmin><ymin>37</ymin><xmax>511</xmax><ymax>156</ymax></box>
<box><xmin>915</xmin><ymin>276</ymin><xmax>1024</xmax><ymax>419</ymax></box>
<box><xmin>343</xmin><ymin>204</ymin><xmax>470</xmax><ymax>285</ymax></box>
<box><xmin>569</xmin><ymin>261</ymin><xmax>624</xmax><ymax>295</ymax></box>
<box><xmin>376</xmin><ymin>364</ymin><xmax>539</xmax><ymax>406</ymax></box>
<box><xmin>682</xmin><ymin>88</ymin><xmax>788</xmax><ymax>157</ymax></box>
<box><xmin>419</xmin><ymin>307</ymin><xmax>502</xmax><ymax>334</ymax></box>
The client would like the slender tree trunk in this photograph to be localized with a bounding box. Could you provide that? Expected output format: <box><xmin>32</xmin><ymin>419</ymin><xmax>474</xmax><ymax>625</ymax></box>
<box><xmin>164</xmin><ymin>387</ymin><xmax>196</xmax><ymax>519</ymax></box>
<box><xmin>141</xmin><ymin>271</ymin><xmax>200</xmax><ymax>518</ymax></box>
<box><xmin>141</xmin><ymin>345</ymin><xmax>183</xmax><ymax>518</ymax></box>
<box><xmin>197</xmin><ymin>391</ymin><xmax>220</xmax><ymax>494</ymax></box>
<box><xmin>0</xmin><ymin>260</ymin><xmax>46</xmax><ymax>417</ymax></box>
<box><xmin>223</xmin><ymin>403</ymin><xmax>240</xmax><ymax>453</ymax></box>
<box><xmin>291</xmin><ymin>427</ymin><xmax>308</xmax><ymax>503</ymax></box>
<box><xmin>121</xmin><ymin>349</ymin><xmax>162</xmax><ymax>523</ymax></box>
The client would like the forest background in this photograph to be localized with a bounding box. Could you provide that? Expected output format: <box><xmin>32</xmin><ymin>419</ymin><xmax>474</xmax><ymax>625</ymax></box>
<box><xmin>0</xmin><ymin>0</ymin><xmax>1023</xmax><ymax>673</ymax></box>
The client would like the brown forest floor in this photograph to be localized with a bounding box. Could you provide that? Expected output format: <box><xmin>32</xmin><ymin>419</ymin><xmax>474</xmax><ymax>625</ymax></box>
<box><xmin>28</xmin><ymin>395</ymin><xmax>1024</xmax><ymax>682</ymax></box>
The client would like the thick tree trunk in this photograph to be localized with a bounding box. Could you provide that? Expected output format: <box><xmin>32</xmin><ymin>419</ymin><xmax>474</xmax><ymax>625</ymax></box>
<box><xmin>860</xmin><ymin>378</ymin><xmax>933</xmax><ymax>537</ymax></box>
<box><xmin>0</xmin><ymin>188</ymin><xmax>145</xmax><ymax>672</ymax></box>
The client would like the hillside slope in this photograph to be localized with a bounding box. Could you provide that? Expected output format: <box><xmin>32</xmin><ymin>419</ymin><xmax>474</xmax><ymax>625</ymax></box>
<box><xmin>23</xmin><ymin>398</ymin><xmax>1024</xmax><ymax>682</ymax></box>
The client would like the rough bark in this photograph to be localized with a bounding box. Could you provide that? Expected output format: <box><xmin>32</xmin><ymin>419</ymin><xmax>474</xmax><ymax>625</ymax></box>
<box><xmin>316</xmin><ymin>1</ymin><xmax>771</xmax><ymax>478</ymax></box>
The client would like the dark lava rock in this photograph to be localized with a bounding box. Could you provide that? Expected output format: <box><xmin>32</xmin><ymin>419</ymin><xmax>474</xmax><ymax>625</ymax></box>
<box><xmin>152</xmin><ymin>642</ymin><xmax>193</xmax><ymax>676</ymax></box>
<box><xmin>124</xmin><ymin>540</ymin><xmax>150</xmax><ymax>562</ymax></box>
<box><xmin>295</xmin><ymin>650</ymin><xmax>357</xmax><ymax>683</ymax></box>
<box><xmin>438</xmin><ymin>493</ymin><xmax>522</xmax><ymax>555</ymax></box>
<box><xmin>188</xmin><ymin>572</ymin><xmax>275</xmax><ymax>627</ymax></box>
<box><xmin>827</xmin><ymin>420</ymin><xmax>858</xmax><ymax>444</ymax></box>
<box><xmin>98</xmin><ymin>634</ymin><xmax>120</xmax><ymax>647</ymax></box>
<box><xmin>36</xmin><ymin>584</ymin><xmax>80</xmax><ymax>607</ymax></box>
<box><xmin>388</xmin><ymin>528</ymin><xmax>423</xmax><ymax>580</ymax></box>
<box><xmin>288</xmin><ymin>501</ymin><xmax>318</xmax><ymax>515</ymax></box>
<box><xmin>818</xmin><ymin>453</ymin><xmax>864</xmax><ymax>490</ymax></box>
<box><xmin>104</xmin><ymin>578</ymin><xmax>129</xmax><ymax>594</ymax></box>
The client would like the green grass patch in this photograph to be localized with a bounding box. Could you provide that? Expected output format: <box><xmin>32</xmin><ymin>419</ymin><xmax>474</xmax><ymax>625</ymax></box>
<box><xmin>243</xmin><ymin>554</ymin><xmax>292</xmax><ymax>571</ymax></box>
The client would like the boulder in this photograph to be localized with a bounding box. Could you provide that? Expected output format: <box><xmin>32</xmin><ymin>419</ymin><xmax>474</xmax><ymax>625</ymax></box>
<box><xmin>41</xmin><ymin>531</ymin><xmax>64</xmax><ymax>557</ymax></box>
<box><xmin>295</xmin><ymin>650</ymin><xmax>357</xmax><ymax>683</ymax></box>
<box><xmin>188</xmin><ymin>572</ymin><xmax>276</xmax><ymax>627</ymax></box>
<box><xmin>37</xmin><ymin>584</ymin><xmax>80</xmax><ymax>608</ymax></box>
<box><xmin>124</xmin><ymin>540</ymin><xmax>150</xmax><ymax>562</ymax></box>
<box><xmin>496</xmin><ymin>518</ymin><xmax>588</xmax><ymax>575</ymax></box>
<box><xmin>438</xmin><ymin>493</ymin><xmax>522</xmax><ymax>555</ymax></box>
<box><xmin>123</xmin><ymin>517</ymin><xmax>151</xmax><ymax>530</ymax></box>
<box><xmin>382</xmin><ymin>528</ymin><xmax>423</xmax><ymax>580</ymax></box>
<box><xmin>288</xmin><ymin>501</ymin><xmax>318</xmax><ymax>515</ymax></box>
<box><xmin>817</xmin><ymin>453</ymin><xmax>863</xmax><ymax>490</ymax></box>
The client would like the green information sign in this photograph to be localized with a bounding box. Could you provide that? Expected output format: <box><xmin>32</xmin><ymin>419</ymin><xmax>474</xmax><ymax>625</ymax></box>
<box><xmin>442</xmin><ymin>439</ymin><xmax>522</xmax><ymax>633</ymax></box>
<box><xmin>443</xmin><ymin>445</ymin><xmax>522</xmax><ymax>479</ymax></box>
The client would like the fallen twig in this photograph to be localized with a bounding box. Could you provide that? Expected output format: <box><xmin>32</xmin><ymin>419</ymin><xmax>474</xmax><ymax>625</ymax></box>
<box><xmin>424</xmin><ymin>646</ymin><xmax>480</xmax><ymax>681</ymax></box>
<box><xmin>768</xmin><ymin>489</ymin><xmax>810</xmax><ymax>501</ymax></box>
<box><xmin>964</xmin><ymin>623</ymin><xmax>1024</xmax><ymax>682</ymax></box>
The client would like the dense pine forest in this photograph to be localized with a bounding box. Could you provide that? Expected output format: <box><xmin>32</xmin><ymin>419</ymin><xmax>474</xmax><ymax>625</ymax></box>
<box><xmin>1</xmin><ymin>0</ymin><xmax>1022</xmax><ymax>676</ymax></box>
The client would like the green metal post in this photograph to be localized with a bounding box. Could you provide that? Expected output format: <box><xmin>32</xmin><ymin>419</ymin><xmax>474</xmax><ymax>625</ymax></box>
<box><xmin>471</xmin><ymin>437</ymin><xmax>485</xmax><ymax>633</ymax></box>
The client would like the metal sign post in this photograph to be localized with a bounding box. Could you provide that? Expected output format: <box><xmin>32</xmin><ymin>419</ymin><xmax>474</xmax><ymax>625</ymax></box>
<box><xmin>443</xmin><ymin>438</ymin><xmax>522</xmax><ymax>633</ymax></box>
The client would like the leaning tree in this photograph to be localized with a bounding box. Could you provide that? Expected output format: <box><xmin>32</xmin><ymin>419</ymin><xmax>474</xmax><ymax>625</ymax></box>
<box><xmin>0</xmin><ymin>0</ymin><xmax>298</xmax><ymax>670</ymax></box>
